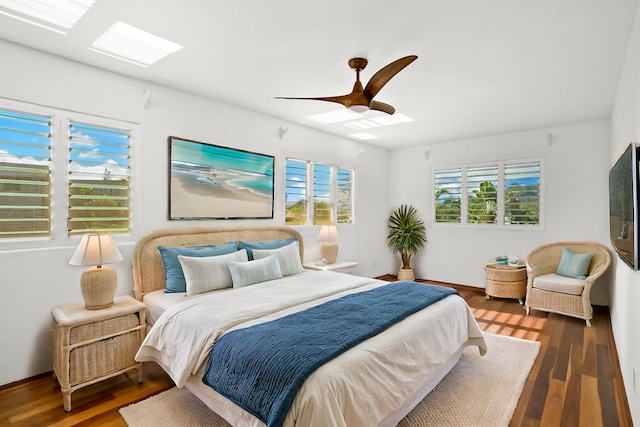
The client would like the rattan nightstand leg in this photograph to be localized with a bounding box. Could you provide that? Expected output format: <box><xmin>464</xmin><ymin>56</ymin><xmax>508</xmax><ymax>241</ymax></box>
<box><xmin>62</xmin><ymin>390</ymin><xmax>72</xmax><ymax>411</ymax></box>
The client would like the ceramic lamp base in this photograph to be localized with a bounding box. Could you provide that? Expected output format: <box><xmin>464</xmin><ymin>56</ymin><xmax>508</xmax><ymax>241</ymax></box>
<box><xmin>321</xmin><ymin>242</ymin><xmax>338</xmax><ymax>264</ymax></box>
<box><xmin>80</xmin><ymin>267</ymin><xmax>117</xmax><ymax>310</ymax></box>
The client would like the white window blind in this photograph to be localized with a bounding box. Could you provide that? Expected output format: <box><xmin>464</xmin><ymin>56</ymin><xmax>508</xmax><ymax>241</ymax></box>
<box><xmin>504</xmin><ymin>162</ymin><xmax>540</xmax><ymax>225</ymax></box>
<box><xmin>284</xmin><ymin>158</ymin><xmax>308</xmax><ymax>225</ymax></box>
<box><xmin>467</xmin><ymin>165</ymin><xmax>498</xmax><ymax>224</ymax></box>
<box><xmin>68</xmin><ymin>121</ymin><xmax>131</xmax><ymax>235</ymax></box>
<box><xmin>434</xmin><ymin>168</ymin><xmax>462</xmax><ymax>223</ymax></box>
<box><xmin>313</xmin><ymin>162</ymin><xmax>333</xmax><ymax>225</ymax></box>
<box><xmin>433</xmin><ymin>159</ymin><xmax>542</xmax><ymax>228</ymax></box>
<box><xmin>285</xmin><ymin>157</ymin><xmax>355</xmax><ymax>225</ymax></box>
<box><xmin>0</xmin><ymin>109</ymin><xmax>52</xmax><ymax>238</ymax></box>
<box><xmin>336</xmin><ymin>167</ymin><xmax>354</xmax><ymax>224</ymax></box>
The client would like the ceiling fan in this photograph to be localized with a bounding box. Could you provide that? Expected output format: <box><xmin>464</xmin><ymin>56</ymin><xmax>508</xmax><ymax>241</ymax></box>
<box><xmin>275</xmin><ymin>55</ymin><xmax>418</xmax><ymax>115</ymax></box>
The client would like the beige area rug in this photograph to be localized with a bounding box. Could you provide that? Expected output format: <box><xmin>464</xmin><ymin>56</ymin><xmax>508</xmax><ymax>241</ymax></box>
<box><xmin>120</xmin><ymin>332</ymin><xmax>540</xmax><ymax>427</ymax></box>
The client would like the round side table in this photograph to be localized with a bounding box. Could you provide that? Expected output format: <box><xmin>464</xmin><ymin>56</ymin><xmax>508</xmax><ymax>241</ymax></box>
<box><xmin>484</xmin><ymin>262</ymin><xmax>527</xmax><ymax>304</ymax></box>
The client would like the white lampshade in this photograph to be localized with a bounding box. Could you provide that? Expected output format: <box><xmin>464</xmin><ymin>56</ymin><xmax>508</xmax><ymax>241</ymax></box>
<box><xmin>69</xmin><ymin>233</ymin><xmax>123</xmax><ymax>267</ymax></box>
<box><xmin>69</xmin><ymin>233</ymin><xmax>123</xmax><ymax>310</ymax></box>
<box><xmin>317</xmin><ymin>225</ymin><xmax>339</xmax><ymax>242</ymax></box>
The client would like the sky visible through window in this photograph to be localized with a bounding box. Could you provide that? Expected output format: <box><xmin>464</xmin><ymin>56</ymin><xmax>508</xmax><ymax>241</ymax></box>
<box><xmin>0</xmin><ymin>110</ymin><xmax>50</xmax><ymax>166</ymax></box>
<box><xmin>285</xmin><ymin>160</ymin><xmax>350</xmax><ymax>203</ymax></box>
<box><xmin>0</xmin><ymin>110</ymin><xmax>130</xmax><ymax>179</ymax></box>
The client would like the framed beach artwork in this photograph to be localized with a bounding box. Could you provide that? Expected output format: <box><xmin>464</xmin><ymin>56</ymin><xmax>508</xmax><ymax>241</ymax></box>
<box><xmin>168</xmin><ymin>136</ymin><xmax>274</xmax><ymax>219</ymax></box>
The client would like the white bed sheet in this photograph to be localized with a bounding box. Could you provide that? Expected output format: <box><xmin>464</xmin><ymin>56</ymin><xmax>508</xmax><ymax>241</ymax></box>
<box><xmin>137</xmin><ymin>271</ymin><xmax>486</xmax><ymax>427</ymax></box>
<box><xmin>143</xmin><ymin>286</ymin><xmax>233</xmax><ymax>326</ymax></box>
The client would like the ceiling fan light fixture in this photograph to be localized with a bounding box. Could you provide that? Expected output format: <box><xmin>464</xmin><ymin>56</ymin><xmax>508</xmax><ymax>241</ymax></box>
<box><xmin>348</xmin><ymin>104</ymin><xmax>369</xmax><ymax>114</ymax></box>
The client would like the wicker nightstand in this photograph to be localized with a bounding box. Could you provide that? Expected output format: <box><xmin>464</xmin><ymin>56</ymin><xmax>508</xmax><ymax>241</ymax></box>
<box><xmin>51</xmin><ymin>295</ymin><xmax>146</xmax><ymax>411</ymax></box>
<box><xmin>303</xmin><ymin>261</ymin><xmax>358</xmax><ymax>275</ymax></box>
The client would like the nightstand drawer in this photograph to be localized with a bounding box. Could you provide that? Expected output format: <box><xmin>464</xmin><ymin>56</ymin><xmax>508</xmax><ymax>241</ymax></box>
<box><xmin>69</xmin><ymin>329</ymin><xmax>140</xmax><ymax>385</ymax></box>
<box><xmin>69</xmin><ymin>313</ymin><xmax>139</xmax><ymax>344</ymax></box>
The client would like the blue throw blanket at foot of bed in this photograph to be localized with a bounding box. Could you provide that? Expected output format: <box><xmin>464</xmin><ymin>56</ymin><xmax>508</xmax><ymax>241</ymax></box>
<box><xmin>202</xmin><ymin>281</ymin><xmax>457</xmax><ymax>427</ymax></box>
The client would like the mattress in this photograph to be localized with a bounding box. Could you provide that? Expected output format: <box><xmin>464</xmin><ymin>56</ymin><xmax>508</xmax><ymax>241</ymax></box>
<box><xmin>137</xmin><ymin>270</ymin><xmax>486</xmax><ymax>427</ymax></box>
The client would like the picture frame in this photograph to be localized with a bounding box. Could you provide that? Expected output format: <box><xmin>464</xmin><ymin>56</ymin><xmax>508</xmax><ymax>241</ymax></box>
<box><xmin>168</xmin><ymin>136</ymin><xmax>274</xmax><ymax>220</ymax></box>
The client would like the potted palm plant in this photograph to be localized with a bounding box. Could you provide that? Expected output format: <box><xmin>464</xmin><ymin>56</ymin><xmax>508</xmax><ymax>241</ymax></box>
<box><xmin>387</xmin><ymin>204</ymin><xmax>427</xmax><ymax>281</ymax></box>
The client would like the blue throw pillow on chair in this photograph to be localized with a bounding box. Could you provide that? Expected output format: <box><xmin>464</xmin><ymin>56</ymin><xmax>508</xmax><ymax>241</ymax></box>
<box><xmin>555</xmin><ymin>248</ymin><xmax>593</xmax><ymax>280</ymax></box>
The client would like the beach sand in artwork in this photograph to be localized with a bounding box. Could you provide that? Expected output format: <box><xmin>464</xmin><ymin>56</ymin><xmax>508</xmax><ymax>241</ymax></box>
<box><xmin>170</xmin><ymin>174</ymin><xmax>272</xmax><ymax>218</ymax></box>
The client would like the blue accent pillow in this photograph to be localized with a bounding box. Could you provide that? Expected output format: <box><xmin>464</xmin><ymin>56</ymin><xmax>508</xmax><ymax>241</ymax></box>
<box><xmin>158</xmin><ymin>242</ymin><xmax>238</xmax><ymax>293</ymax></box>
<box><xmin>555</xmin><ymin>248</ymin><xmax>593</xmax><ymax>280</ymax></box>
<box><xmin>238</xmin><ymin>237</ymin><xmax>298</xmax><ymax>260</ymax></box>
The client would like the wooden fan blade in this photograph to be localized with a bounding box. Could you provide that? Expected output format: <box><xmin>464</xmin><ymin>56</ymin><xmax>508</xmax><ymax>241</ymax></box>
<box><xmin>275</xmin><ymin>92</ymin><xmax>372</xmax><ymax>111</ymax></box>
<box><xmin>274</xmin><ymin>94</ymin><xmax>352</xmax><ymax>107</ymax></box>
<box><xmin>369</xmin><ymin>100</ymin><xmax>395</xmax><ymax>115</ymax></box>
<box><xmin>364</xmin><ymin>55</ymin><xmax>418</xmax><ymax>100</ymax></box>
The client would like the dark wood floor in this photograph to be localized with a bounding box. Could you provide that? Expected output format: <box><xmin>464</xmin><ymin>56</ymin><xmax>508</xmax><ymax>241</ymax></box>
<box><xmin>0</xmin><ymin>278</ymin><xmax>632</xmax><ymax>427</ymax></box>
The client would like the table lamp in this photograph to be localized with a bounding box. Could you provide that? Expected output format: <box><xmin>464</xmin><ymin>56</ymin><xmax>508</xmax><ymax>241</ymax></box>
<box><xmin>69</xmin><ymin>233</ymin><xmax>123</xmax><ymax>310</ymax></box>
<box><xmin>317</xmin><ymin>225</ymin><xmax>339</xmax><ymax>264</ymax></box>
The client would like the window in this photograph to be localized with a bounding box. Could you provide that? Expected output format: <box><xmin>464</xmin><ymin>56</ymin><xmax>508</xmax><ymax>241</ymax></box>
<box><xmin>313</xmin><ymin>162</ymin><xmax>332</xmax><ymax>224</ymax></box>
<box><xmin>504</xmin><ymin>162</ymin><xmax>540</xmax><ymax>225</ymax></box>
<box><xmin>285</xmin><ymin>157</ymin><xmax>354</xmax><ymax>225</ymax></box>
<box><xmin>434</xmin><ymin>168</ymin><xmax>461</xmax><ymax>223</ymax></box>
<box><xmin>0</xmin><ymin>101</ymin><xmax>137</xmax><ymax>244</ymax></box>
<box><xmin>433</xmin><ymin>159</ymin><xmax>542</xmax><ymax>228</ymax></box>
<box><xmin>285</xmin><ymin>159</ymin><xmax>308</xmax><ymax>225</ymax></box>
<box><xmin>336</xmin><ymin>167</ymin><xmax>354</xmax><ymax>223</ymax></box>
<box><xmin>68</xmin><ymin>122</ymin><xmax>131</xmax><ymax>235</ymax></box>
<box><xmin>467</xmin><ymin>166</ymin><xmax>498</xmax><ymax>224</ymax></box>
<box><xmin>0</xmin><ymin>110</ymin><xmax>52</xmax><ymax>238</ymax></box>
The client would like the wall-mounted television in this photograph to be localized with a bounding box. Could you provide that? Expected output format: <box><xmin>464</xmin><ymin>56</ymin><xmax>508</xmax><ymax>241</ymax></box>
<box><xmin>168</xmin><ymin>136</ymin><xmax>274</xmax><ymax>220</ymax></box>
<box><xmin>609</xmin><ymin>143</ymin><xmax>639</xmax><ymax>270</ymax></box>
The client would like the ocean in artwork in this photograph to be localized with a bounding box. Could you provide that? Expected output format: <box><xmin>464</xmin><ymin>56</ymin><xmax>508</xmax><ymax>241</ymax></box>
<box><xmin>169</xmin><ymin>138</ymin><xmax>274</xmax><ymax>219</ymax></box>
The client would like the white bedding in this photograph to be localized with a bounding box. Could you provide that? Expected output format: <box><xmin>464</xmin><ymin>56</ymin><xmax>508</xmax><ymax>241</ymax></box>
<box><xmin>136</xmin><ymin>271</ymin><xmax>486</xmax><ymax>427</ymax></box>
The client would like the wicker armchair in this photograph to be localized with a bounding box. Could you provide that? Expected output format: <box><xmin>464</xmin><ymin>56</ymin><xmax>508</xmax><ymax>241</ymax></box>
<box><xmin>524</xmin><ymin>242</ymin><xmax>611</xmax><ymax>327</ymax></box>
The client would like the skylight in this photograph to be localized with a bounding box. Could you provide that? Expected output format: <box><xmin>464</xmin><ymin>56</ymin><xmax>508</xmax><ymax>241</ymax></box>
<box><xmin>0</xmin><ymin>0</ymin><xmax>95</xmax><ymax>35</ymax></box>
<box><xmin>308</xmin><ymin>108</ymin><xmax>414</xmax><ymax>135</ymax></box>
<box><xmin>307</xmin><ymin>109</ymin><xmax>361</xmax><ymax>124</ymax></box>
<box><xmin>90</xmin><ymin>21</ymin><xmax>183</xmax><ymax>67</ymax></box>
<box><xmin>369</xmin><ymin>114</ymin><xmax>414</xmax><ymax>126</ymax></box>
<box><xmin>351</xmin><ymin>133</ymin><xmax>378</xmax><ymax>140</ymax></box>
<box><xmin>344</xmin><ymin>120</ymin><xmax>382</xmax><ymax>130</ymax></box>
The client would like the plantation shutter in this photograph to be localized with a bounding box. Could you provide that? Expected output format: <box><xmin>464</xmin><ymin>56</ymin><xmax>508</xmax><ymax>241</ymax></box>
<box><xmin>285</xmin><ymin>159</ymin><xmax>308</xmax><ymax>225</ymax></box>
<box><xmin>467</xmin><ymin>166</ymin><xmax>498</xmax><ymax>224</ymax></box>
<box><xmin>313</xmin><ymin>162</ymin><xmax>332</xmax><ymax>225</ymax></box>
<box><xmin>68</xmin><ymin>121</ymin><xmax>131</xmax><ymax>235</ymax></box>
<box><xmin>434</xmin><ymin>168</ymin><xmax>462</xmax><ymax>223</ymax></box>
<box><xmin>0</xmin><ymin>110</ymin><xmax>52</xmax><ymax>238</ymax></box>
<box><xmin>504</xmin><ymin>162</ymin><xmax>540</xmax><ymax>225</ymax></box>
<box><xmin>336</xmin><ymin>167</ymin><xmax>354</xmax><ymax>224</ymax></box>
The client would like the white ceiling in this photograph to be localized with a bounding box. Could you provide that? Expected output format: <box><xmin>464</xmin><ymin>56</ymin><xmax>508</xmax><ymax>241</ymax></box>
<box><xmin>0</xmin><ymin>0</ymin><xmax>637</xmax><ymax>149</ymax></box>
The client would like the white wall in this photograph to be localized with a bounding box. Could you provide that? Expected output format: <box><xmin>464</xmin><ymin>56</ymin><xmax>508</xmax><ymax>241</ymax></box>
<box><xmin>0</xmin><ymin>40</ymin><xmax>391</xmax><ymax>386</ymax></box>
<box><xmin>387</xmin><ymin>121</ymin><xmax>612</xmax><ymax>298</ymax></box>
<box><xmin>610</xmin><ymin>3</ymin><xmax>640</xmax><ymax>423</ymax></box>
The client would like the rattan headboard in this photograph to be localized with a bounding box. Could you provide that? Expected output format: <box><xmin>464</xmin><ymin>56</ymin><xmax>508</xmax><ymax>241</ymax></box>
<box><xmin>131</xmin><ymin>226</ymin><xmax>304</xmax><ymax>300</ymax></box>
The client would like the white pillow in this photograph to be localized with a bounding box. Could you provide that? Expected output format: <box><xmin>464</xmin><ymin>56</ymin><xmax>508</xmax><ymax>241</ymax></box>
<box><xmin>252</xmin><ymin>241</ymin><xmax>304</xmax><ymax>277</ymax></box>
<box><xmin>228</xmin><ymin>254</ymin><xmax>283</xmax><ymax>288</ymax></box>
<box><xmin>178</xmin><ymin>249</ymin><xmax>248</xmax><ymax>296</ymax></box>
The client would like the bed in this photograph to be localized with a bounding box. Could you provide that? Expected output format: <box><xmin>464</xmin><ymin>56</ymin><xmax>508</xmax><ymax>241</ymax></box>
<box><xmin>132</xmin><ymin>226</ymin><xmax>486</xmax><ymax>427</ymax></box>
